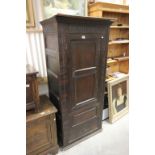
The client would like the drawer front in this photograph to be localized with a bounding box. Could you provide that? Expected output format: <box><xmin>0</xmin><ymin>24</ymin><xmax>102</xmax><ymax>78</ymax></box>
<box><xmin>68</xmin><ymin>105</ymin><xmax>100</xmax><ymax>143</ymax></box>
<box><xmin>26</xmin><ymin>115</ymin><xmax>55</xmax><ymax>154</ymax></box>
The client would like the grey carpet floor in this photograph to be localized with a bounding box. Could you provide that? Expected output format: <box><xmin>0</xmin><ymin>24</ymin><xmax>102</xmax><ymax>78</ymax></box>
<box><xmin>57</xmin><ymin>114</ymin><xmax>129</xmax><ymax>155</ymax></box>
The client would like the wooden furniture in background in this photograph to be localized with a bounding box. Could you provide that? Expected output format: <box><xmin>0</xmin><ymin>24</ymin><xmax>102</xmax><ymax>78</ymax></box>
<box><xmin>88</xmin><ymin>0</ymin><xmax>95</xmax><ymax>4</ymax></box>
<box><xmin>26</xmin><ymin>65</ymin><xmax>40</xmax><ymax>112</ymax></box>
<box><xmin>41</xmin><ymin>14</ymin><xmax>112</xmax><ymax>147</ymax></box>
<box><xmin>89</xmin><ymin>2</ymin><xmax>129</xmax><ymax>74</ymax></box>
<box><xmin>26</xmin><ymin>0</ymin><xmax>35</xmax><ymax>28</ymax></box>
<box><xmin>26</xmin><ymin>95</ymin><xmax>59</xmax><ymax>155</ymax></box>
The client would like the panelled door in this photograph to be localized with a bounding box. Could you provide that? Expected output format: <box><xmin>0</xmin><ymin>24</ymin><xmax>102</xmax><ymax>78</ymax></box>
<box><xmin>66</xmin><ymin>33</ymin><xmax>104</xmax><ymax>144</ymax></box>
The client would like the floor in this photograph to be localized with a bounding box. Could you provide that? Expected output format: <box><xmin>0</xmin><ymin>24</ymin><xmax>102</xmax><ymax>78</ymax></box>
<box><xmin>39</xmin><ymin>84</ymin><xmax>129</xmax><ymax>155</ymax></box>
<box><xmin>57</xmin><ymin>114</ymin><xmax>129</xmax><ymax>155</ymax></box>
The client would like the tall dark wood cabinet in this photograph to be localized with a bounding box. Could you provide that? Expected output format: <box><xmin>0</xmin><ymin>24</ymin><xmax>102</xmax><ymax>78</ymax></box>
<box><xmin>41</xmin><ymin>14</ymin><xmax>112</xmax><ymax>147</ymax></box>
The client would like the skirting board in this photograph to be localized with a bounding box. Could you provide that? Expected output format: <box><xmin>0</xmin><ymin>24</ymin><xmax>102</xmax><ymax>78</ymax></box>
<box><xmin>102</xmin><ymin>108</ymin><xmax>109</xmax><ymax>120</ymax></box>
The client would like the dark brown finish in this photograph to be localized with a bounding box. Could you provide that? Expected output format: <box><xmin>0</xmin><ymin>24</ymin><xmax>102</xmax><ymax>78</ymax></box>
<box><xmin>26</xmin><ymin>65</ymin><xmax>40</xmax><ymax>112</ymax></box>
<box><xmin>26</xmin><ymin>95</ymin><xmax>59</xmax><ymax>155</ymax></box>
<box><xmin>41</xmin><ymin>14</ymin><xmax>112</xmax><ymax>147</ymax></box>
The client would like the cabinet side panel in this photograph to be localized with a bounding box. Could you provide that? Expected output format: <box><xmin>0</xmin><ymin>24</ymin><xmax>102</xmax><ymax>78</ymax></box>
<box><xmin>42</xmin><ymin>20</ymin><xmax>60</xmax><ymax>97</ymax></box>
<box><xmin>42</xmin><ymin>20</ymin><xmax>64</xmax><ymax>145</ymax></box>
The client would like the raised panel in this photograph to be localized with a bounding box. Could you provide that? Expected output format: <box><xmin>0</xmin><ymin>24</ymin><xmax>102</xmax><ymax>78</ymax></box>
<box><xmin>68</xmin><ymin>117</ymin><xmax>99</xmax><ymax>143</ymax></box>
<box><xmin>69</xmin><ymin>37</ymin><xmax>100</xmax><ymax>109</ymax></box>
<box><xmin>72</xmin><ymin>107</ymin><xmax>97</xmax><ymax>126</ymax></box>
<box><xmin>45</xmin><ymin>34</ymin><xmax>58</xmax><ymax>50</ymax></box>
<box><xmin>74</xmin><ymin>74</ymin><xmax>96</xmax><ymax>104</ymax></box>
<box><xmin>26</xmin><ymin>116</ymin><xmax>52</xmax><ymax>153</ymax></box>
<box><xmin>45</xmin><ymin>34</ymin><xmax>60</xmax><ymax>76</ymax></box>
<box><xmin>71</xmin><ymin>40</ymin><xmax>96</xmax><ymax>69</ymax></box>
<box><xmin>46</xmin><ymin>55</ymin><xmax>58</xmax><ymax>75</ymax></box>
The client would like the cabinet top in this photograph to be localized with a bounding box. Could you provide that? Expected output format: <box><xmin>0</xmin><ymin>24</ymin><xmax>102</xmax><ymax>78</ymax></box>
<box><xmin>40</xmin><ymin>13</ymin><xmax>114</xmax><ymax>25</ymax></box>
<box><xmin>26</xmin><ymin>95</ymin><xmax>57</xmax><ymax>122</ymax></box>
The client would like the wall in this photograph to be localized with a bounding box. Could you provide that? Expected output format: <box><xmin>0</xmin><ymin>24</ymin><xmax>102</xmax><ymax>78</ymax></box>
<box><xmin>26</xmin><ymin>0</ymin><xmax>47</xmax><ymax>77</ymax></box>
<box><xmin>26</xmin><ymin>31</ymin><xmax>46</xmax><ymax>77</ymax></box>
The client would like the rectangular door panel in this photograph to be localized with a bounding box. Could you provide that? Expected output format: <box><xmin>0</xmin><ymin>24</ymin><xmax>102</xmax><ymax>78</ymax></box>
<box><xmin>72</xmin><ymin>41</ymin><xmax>96</xmax><ymax>70</ymax></box>
<box><xmin>68</xmin><ymin>116</ymin><xmax>99</xmax><ymax>143</ymax></box>
<box><xmin>26</xmin><ymin>116</ymin><xmax>53</xmax><ymax>153</ymax></box>
<box><xmin>69</xmin><ymin>36</ymin><xmax>100</xmax><ymax>110</ymax></box>
<box><xmin>74</xmin><ymin>74</ymin><xmax>96</xmax><ymax>104</ymax></box>
<box><xmin>72</xmin><ymin>106</ymin><xmax>98</xmax><ymax>126</ymax></box>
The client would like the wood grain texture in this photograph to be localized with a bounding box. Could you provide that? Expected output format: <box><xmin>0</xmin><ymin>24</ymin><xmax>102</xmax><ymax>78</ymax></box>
<box><xmin>26</xmin><ymin>95</ymin><xmax>58</xmax><ymax>155</ymax></box>
<box><xmin>41</xmin><ymin>14</ymin><xmax>112</xmax><ymax>147</ymax></box>
<box><xmin>89</xmin><ymin>2</ymin><xmax>129</xmax><ymax>14</ymax></box>
<box><xmin>119</xmin><ymin>59</ymin><xmax>129</xmax><ymax>74</ymax></box>
<box><xmin>89</xmin><ymin>2</ymin><xmax>129</xmax><ymax>74</ymax></box>
<box><xmin>26</xmin><ymin>0</ymin><xmax>35</xmax><ymax>28</ymax></box>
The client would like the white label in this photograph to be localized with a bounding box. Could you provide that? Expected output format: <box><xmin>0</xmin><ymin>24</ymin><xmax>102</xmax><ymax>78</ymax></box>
<box><xmin>26</xmin><ymin>84</ymin><xmax>30</xmax><ymax>87</ymax></box>
<box><xmin>81</xmin><ymin>35</ymin><xmax>86</xmax><ymax>39</ymax></box>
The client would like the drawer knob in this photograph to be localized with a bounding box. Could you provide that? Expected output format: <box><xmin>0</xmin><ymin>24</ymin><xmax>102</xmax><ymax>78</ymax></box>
<box><xmin>81</xmin><ymin>35</ymin><xmax>86</xmax><ymax>39</ymax></box>
<box><xmin>54</xmin><ymin>118</ymin><xmax>56</xmax><ymax>121</ymax></box>
<box><xmin>101</xmin><ymin>36</ymin><xmax>104</xmax><ymax>39</ymax></box>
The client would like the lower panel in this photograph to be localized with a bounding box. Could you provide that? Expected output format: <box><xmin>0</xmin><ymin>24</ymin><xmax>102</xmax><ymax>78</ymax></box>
<box><xmin>27</xmin><ymin>117</ymin><xmax>52</xmax><ymax>153</ymax></box>
<box><xmin>68</xmin><ymin>117</ymin><xmax>100</xmax><ymax>144</ymax></box>
<box><xmin>66</xmin><ymin>105</ymin><xmax>101</xmax><ymax>144</ymax></box>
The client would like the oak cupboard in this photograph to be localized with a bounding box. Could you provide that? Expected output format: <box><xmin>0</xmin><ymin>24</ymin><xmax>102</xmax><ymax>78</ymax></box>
<box><xmin>41</xmin><ymin>14</ymin><xmax>112</xmax><ymax>147</ymax></box>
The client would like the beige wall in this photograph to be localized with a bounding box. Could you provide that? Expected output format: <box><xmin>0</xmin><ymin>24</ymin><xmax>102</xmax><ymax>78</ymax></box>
<box><xmin>26</xmin><ymin>0</ymin><xmax>47</xmax><ymax>77</ymax></box>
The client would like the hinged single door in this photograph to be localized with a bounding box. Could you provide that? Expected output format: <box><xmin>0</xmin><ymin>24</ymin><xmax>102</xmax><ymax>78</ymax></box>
<box><xmin>65</xmin><ymin>33</ymin><xmax>105</xmax><ymax>145</ymax></box>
